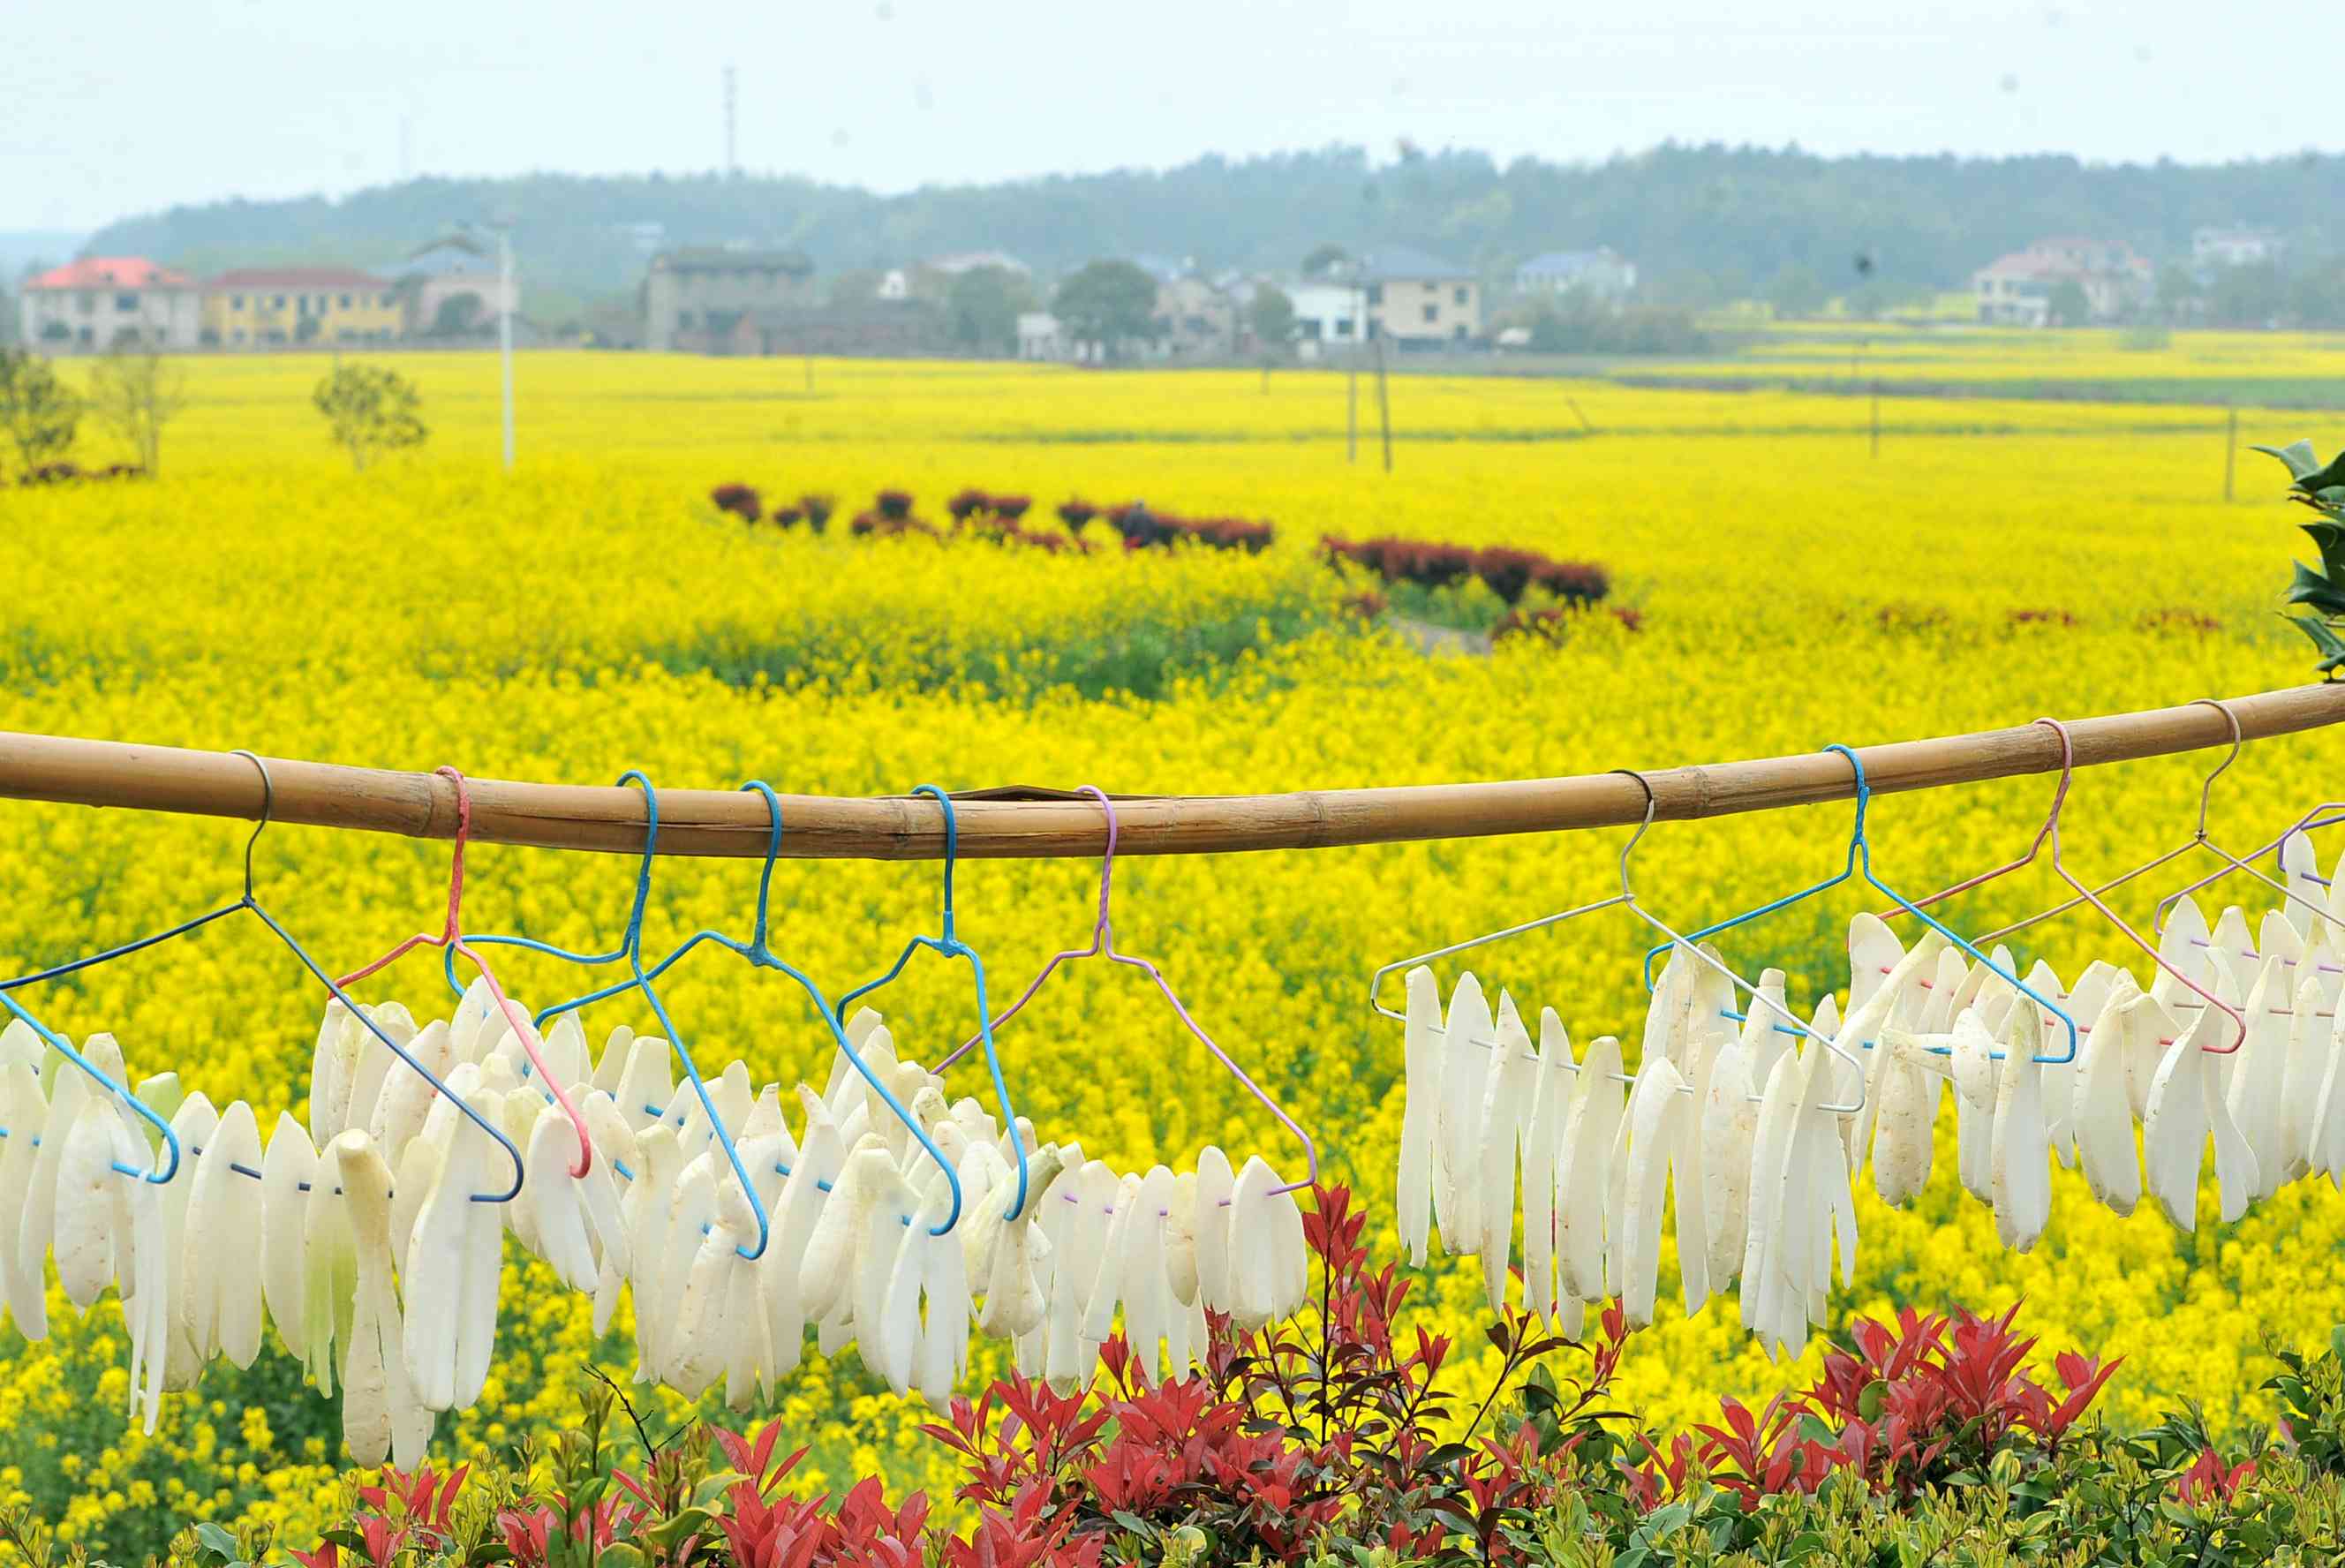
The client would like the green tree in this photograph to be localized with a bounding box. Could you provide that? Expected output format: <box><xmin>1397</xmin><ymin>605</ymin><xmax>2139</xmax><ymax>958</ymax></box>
<box><xmin>1301</xmin><ymin>243</ymin><xmax>1350</xmax><ymax>279</ymax></box>
<box><xmin>1052</xmin><ymin>260</ymin><xmax>1158</xmax><ymax>359</ymax></box>
<box><xmin>2209</xmin><ymin>261</ymin><xmax>2286</xmax><ymax>327</ymax></box>
<box><xmin>2045</xmin><ymin>278</ymin><xmax>2092</xmax><ymax>327</ymax></box>
<box><xmin>85</xmin><ymin>343</ymin><xmax>185</xmax><ymax>475</ymax></box>
<box><xmin>1764</xmin><ymin>263</ymin><xmax>1829</xmax><ymax>319</ymax></box>
<box><xmin>430</xmin><ymin>291</ymin><xmax>486</xmax><ymax>337</ymax></box>
<box><xmin>313</xmin><ymin>364</ymin><xmax>428</xmax><ymax>471</ymax></box>
<box><xmin>945</xmin><ymin>265</ymin><xmax>1034</xmax><ymax>353</ymax></box>
<box><xmin>1248</xmin><ymin>284</ymin><xmax>1296</xmax><ymax>350</ymax></box>
<box><xmin>0</xmin><ymin>348</ymin><xmax>79</xmax><ymax>479</ymax></box>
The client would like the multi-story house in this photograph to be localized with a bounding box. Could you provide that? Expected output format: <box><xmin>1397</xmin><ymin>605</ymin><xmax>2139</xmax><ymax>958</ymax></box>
<box><xmin>16</xmin><ymin>257</ymin><xmax>200</xmax><ymax>351</ymax></box>
<box><xmin>1359</xmin><ymin>247</ymin><xmax>1481</xmax><ymax>345</ymax></box>
<box><xmin>2193</xmin><ymin>225</ymin><xmax>2285</xmax><ymax>270</ymax></box>
<box><xmin>642</xmin><ymin>249</ymin><xmax>818</xmax><ymax>352</ymax></box>
<box><xmin>1972</xmin><ymin>237</ymin><xmax>2153</xmax><ymax>326</ymax></box>
<box><xmin>1514</xmin><ymin>248</ymin><xmax>1639</xmax><ymax>302</ymax></box>
<box><xmin>386</xmin><ymin>238</ymin><xmax>519</xmax><ymax>338</ymax></box>
<box><xmin>203</xmin><ymin>268</ymin><xmax>402</xmax><ymax>347</ymax></box>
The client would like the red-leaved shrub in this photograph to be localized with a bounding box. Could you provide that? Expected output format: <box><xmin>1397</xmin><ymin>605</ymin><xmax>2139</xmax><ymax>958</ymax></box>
<box><xmin>709</xmin><ymin>482</ymin><xmax>762</xmax><ymax>522</ymax></box>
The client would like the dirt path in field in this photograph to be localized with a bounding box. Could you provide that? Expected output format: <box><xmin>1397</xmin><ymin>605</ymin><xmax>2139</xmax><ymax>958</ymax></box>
<box><xmin>1391</xmin><ymin>615</ymin><xmax>1492</xmax><ymax>656</ymax></box>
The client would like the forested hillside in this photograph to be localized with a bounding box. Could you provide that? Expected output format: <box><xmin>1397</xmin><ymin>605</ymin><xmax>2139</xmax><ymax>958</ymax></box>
<box><xmin>82</xmin><ymin>143</ymin><xmax>2345</xmax><ymax>317</ymax></box>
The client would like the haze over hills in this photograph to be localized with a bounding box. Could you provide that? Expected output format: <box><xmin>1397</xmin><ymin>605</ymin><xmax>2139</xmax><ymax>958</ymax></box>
<box><xmin>60</xmin><ymin>143</ymin><xmax>2345</xmax><ymax>322</ymax></box>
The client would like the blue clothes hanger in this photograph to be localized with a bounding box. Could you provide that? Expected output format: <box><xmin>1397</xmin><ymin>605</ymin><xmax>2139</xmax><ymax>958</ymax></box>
<box><xmin>0</xmin><ymin>751</ymin><xmax>526</xmax><ymax>1201</ymax></box>
<box><xmin>1634</xmin><ymin>745</ymin><xmax>2078</xmax><ymax>1065</ymax></box>
<box><xmin>456</xmin><ymin>770</ymin><xmax>780</xmax><ymax>1257</ymax></box>
<box><xmin>509</xmin><ymin>779</ymin><xmax>967</xmax><ymax>1241</ymax></box>
<box><xmin>836</xmin><ymin>785</ymin><xmax>1029</xmax><ymax>1222</ymax></box>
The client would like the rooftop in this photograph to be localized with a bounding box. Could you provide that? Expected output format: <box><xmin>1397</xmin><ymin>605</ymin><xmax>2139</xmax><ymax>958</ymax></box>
<box><xmin>207</xmin><ymin>266</ymin><xmax>391</xmax><ymax>290</ymax></box>
<box><xmin>24</xmin><ymin>256</ymin><xmax>193</xmax><ymax>290</ymax></box>
<box><xmin>1360</xmin><ymin>245</ymin><xmax>1473</xmax><ymax>283</ymax></box>
<box><xmin>652</xmin><ymin>248</ymin><xmax>814</xmax><ymax>276</ymax></box>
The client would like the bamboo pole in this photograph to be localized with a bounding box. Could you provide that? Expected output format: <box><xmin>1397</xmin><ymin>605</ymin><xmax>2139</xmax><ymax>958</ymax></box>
<box><xmin>0</xmin><ymin>685</ymin><xmax>2341</xmax><ymax>863</ymax></box>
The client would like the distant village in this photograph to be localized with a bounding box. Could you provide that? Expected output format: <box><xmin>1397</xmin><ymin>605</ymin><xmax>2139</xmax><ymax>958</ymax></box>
<box><xmin>10</xmin><ymin>221</ymin><xmax>2291</xmax><ymax>360</ymax></box>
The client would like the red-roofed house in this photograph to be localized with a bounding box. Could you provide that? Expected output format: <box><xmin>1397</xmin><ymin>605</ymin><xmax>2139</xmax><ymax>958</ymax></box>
<box><xmin>202</xmin><ymin>267</ymin><xmax>402</xmax><ymax>347</ymax></box>
<box><xmin>18</xmin><ymin>257</ymin><xmax>201</xmax><ymax>351</ymax></box>
<box><xmin>1971</xmin><ymin>237</ymin><xmax>2153</xmax><ymax>326</ymax></box>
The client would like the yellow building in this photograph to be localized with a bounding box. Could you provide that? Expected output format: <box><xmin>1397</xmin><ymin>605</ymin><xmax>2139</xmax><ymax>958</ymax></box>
<box><xmin>202</xmin><ymin>267</ymin><xmax>403</xmax><ymax>348</ymax></box>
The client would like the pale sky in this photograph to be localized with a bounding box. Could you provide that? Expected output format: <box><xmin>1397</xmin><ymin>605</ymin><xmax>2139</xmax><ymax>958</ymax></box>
<box><xmin>4</xmin><ymin>0</ymin><xmax>2334</xmax><ymax>233</ymax></box>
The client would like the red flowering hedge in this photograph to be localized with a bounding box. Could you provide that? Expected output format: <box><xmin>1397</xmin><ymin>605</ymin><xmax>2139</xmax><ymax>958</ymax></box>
<box><xmin>195</xmin><ymin>1170</ymin><xmax>2340</xmax><ymax>1568</ymax></box>
<box><xmin>1323</xmin><ymin>534</ymin><xmax>1610</xmax><ymax>607</ymax></box>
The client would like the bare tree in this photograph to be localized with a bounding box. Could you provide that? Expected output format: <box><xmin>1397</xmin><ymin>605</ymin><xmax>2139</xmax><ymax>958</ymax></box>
<box><xmin>86</xmin><ymin>343</ymin><xmax>187</xmax><ymax>476</ymax></box>
<box><xmin>0</xmin><ymin>348</ymin><xmax>80</xmax><ymax>479</ymax></box>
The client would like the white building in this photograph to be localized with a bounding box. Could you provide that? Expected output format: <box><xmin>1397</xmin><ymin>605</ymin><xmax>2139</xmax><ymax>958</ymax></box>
<box><xmin>1515</xmin><ymin>248</ymin><xmax>1638</xmax><ymax>300</ymax></box>
<box><xmin>2193</xmin><ymin>225</ymin><xmax>2284</xmax><ymax>269</ymax></box>
<box><xmin>1016</xmin><ymin>311</ymin><xmax>1065</xmax><ymax>360</ymax></box>
<box><xmin>17</xmin><ymin>257</ymin><xmax>201</xmax><ymax>351</ymax></box>
<box><xmin>927</xmin><ymin>250</ymin><xmax>1030</xmax><ymax>277</ymax></box>
<box><xmin>1289</xmin><ymin>280</ymin><xmax>1364</xmax><ymax>359</ymax></box>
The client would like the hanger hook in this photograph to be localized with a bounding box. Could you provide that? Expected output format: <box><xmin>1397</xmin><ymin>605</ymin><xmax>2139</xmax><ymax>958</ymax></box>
<box><xmin>2027</xmin><ymin>718</ymin><xmax>2077</xmax><ymax>853</ymax></box>
<box><xmin>230</xmin><ymin>749</ymin><xmax>274</xmax><ymax>903</ymax></box>
<box><xmin>739</xmin><ymin>780</ymin><xmax>784</xmax><ymax>955</ymax></box>
<box><xmin>2187</xmin><ymin>697</ymin><xmax>2245</xmax><ymax>841</ymax></box>
<box><xmin>914</xmin><ymin>785</ymin><xmax>958</xmax><ymax>939</ymax></box>
<box><xmin>1608</xmin><ymin>768</ymin><xmax>1660</xmax><ymax>897</ymax></box>
<box><xmin>434</xmin><ymin>765</ymin><xmax>472</xmax><ymax>943</ymax></box>
<box><xmin>1080</xmin><ymin>785</ymin><xmax>1118</xmax><ymax>941</ymax></box>
<box><xmin>615</xmin><ymin>770</ymin><xmax>660</xmax><ymax>961</ymax></box>
<box><xmin>1822</xmin><ymin>743</ymin><xmax>1872</xmax><ymax>853</ymax></box>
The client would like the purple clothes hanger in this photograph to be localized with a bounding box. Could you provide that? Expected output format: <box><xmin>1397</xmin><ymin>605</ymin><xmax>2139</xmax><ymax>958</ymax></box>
<box><xmin>934</xmin><ymin>785</ymin><xmax>1319</xmax><ymax>1195</ymax></box>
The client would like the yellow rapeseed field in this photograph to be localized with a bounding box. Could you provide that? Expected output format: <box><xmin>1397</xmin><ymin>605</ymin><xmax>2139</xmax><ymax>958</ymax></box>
<box><xmin>3</xmin><ymin>346</ymin><xmax>2342</xmax><ymax>1551</ymax></box>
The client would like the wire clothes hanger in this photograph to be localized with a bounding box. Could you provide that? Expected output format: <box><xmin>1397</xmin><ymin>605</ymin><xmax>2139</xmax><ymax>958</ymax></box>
<box><xmin>836</xmin><ymin>785</ymin><xmax>1029</xmax><ymax>1223</ymax></box>
<box><xmin>2000</xmin><ymin>717</ymin><xmax>2251</xmax><ymax>1052</ymax></box>
<box><xmin>939</xmin><ymin>785</ymin><xmax>1317</xmax><ymax>1196</ymax></box>
<box><xmin>519</xmin><ymin>780</ymin><xmax>967</xmax><ymax>1243</ymax></box>
<box><xmin>0</xmin><ymin>751</ymin><xmax>526</xmax><ymax>1202</ymax></box>
<box><xmin>449</xmin><ymin>771</ymin><xmax>780</xmax><ymax>1255</ymax></box>
<box><xmin>1633</xmin><ymin>744</ymin><xmax>2077</xmax><ymax>1064</ymax></box>
<box><xmin>2144</xmin><ymin>699</ymin><xmax>2345</xmax><ymax>945</ymax></box>
<box><xmin>1367</xmin><ymin>769</ymin><xmax>1869</xmax><ymax>1112</ymax></box>
<box><xmin>1960</xmin><ymin>699</ymin><xmax>2344</xmax><ymax>956</ymax></box>
<box><xmin>332</xmin><ymin>766</ymin><xmax>592</xmax><ymax>1178</ymax></box>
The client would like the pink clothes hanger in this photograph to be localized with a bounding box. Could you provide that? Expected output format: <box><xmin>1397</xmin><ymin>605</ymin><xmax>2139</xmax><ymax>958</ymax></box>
<box><xmin>936</xmin><ymin>785</ymin><xmax>1318</xmax><ymax>1195</ymax></box>
<box><xmin>334</xmin><ymin>766</ymin><xmax>593</xmax><ymax>1175</ymax></box>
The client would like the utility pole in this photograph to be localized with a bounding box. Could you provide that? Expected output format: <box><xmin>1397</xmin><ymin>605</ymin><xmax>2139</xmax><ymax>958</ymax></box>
<box><xmin>1376</xmin><ymin>336</ymin><xmax>1393</xmax><ymax>473</ymax></box>
<box><xmin>1346</xmin><ymin>348</ymin><xmax>1358</xmax><ymax>464</ymax></box>
<box><xmin>2225</xmin><ymin>405</ymin><xmax>2238</xmax><ymax>502</ymax></box>
<box><xmin>494</xmin><ymin>222</ymin><xmax>515</xmax><ymax>470</ymax></box>
<box><xmin>724</xmin><ymin>65</ymin><xmax>738</xmax><ymax>177</ymax></box>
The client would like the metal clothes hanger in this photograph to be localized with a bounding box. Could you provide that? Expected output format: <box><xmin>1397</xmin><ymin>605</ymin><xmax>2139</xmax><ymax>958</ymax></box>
<box><xmin>1632</xmin><ymin>743</ymin><xmax>2076</xmax><ymax>1064</ymax></box>
<box><xmin>453</xmin><ymin>771</ymin><xmax>777</xmax><ymax>1255</ymax></box>
<box><xmin>2145</xmin><ymin>700</ymin><xmax>2345</xmax><ymax>944</ymax></box>
<box><xmin>1974</xmin><ymin>699</ymin><xmax>2342</xmax><ymax>952</ymax></box>
<box><xmin>1817</xmin><ymin>744</ymin><xmax>2077</xmax><ymax>1065</ymax></box>
<box><xmin>940</xmin><ymin>786</ymin><xmax>1317</xmax><ymax>1195</ymax></box>
<box><xmin>524</xmin><ymin>781</ymin><xmax>966</xmax><ymax>1240</ymax></box>
<box><xmin>1368</xmin><ymin>769</ymin><xmax>1868</xmax><ymax>1112</ymax></box>
<box><xmin>2002</xmin><ymin>718</ymin><xmax>2250</xmax><ymax>1053</ymax></box>
<box><xmin>332</xmin><ymin>766</ymin><xmax>592</xmax><ymax>1177</ymax></box>
<box><xmin>835</xmin><ymin>785</ymin><xmax>1029</xmax><ymax>1221</ymax></box>
<box><xmin>0</xmin><ymin>751</ymin><xmax>525</xmax><ymax>1202</ymax></box>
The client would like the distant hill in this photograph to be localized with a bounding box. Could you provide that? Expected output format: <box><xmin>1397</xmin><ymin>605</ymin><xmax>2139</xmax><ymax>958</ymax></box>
<box><xmin>78</xmin><ymin>145</ymin><xmax>2345</xmax><ymax>321</ymax></box>
<box><xmin>0</xmin><ymin>231</ymin><xmax>87</xmax><ymax>281</ymax></box>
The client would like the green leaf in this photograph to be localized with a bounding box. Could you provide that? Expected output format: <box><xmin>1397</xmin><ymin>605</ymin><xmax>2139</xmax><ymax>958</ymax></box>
<box><xmin>193</xmin><ymin>1524</ymin><xmax>238</xmax><ymax>1562</ymax></box>
<box><xmin>2253</xmin><ymin>440</ymin><xmax>2324</xmax><ymax>480</ymax></box>
<box><xmin>1110</xmin><ymin>1510</ymin><xmax>1156</xmax><ymax>1539</ymax></box>
<box><xmin>466</xmin><ymin>1545</ymin><xmax>515</xmax><ymax>1568</ymax></box>
<box><xmin>2301</xmin><ymin>519</ymin><xmax>2345</xmax><ymax>583</ymax></box>
<box><xmin>1858</xmin><ymin>1378</ymin><xmax>1889</xmax><ymax>1421</ymax></box>
<box><xmin>2284</xmin><ymin>562</ymin><xmax>2345</xmax><ymax>617</ymax></box>
<box><xmin>2284</xmin><ymin>613</ymin><xmax>2345</xmax><ymax>675</ymax></box>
